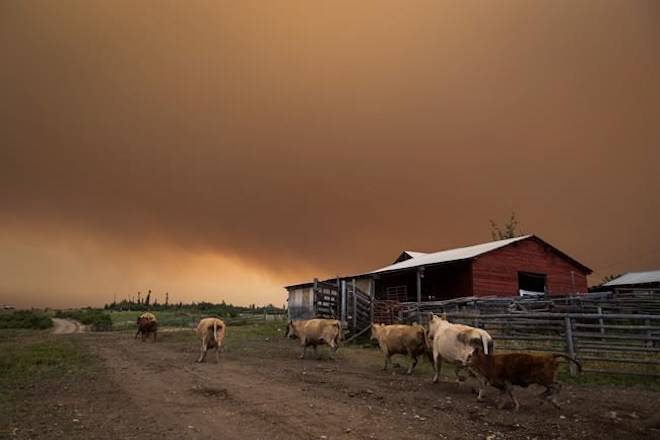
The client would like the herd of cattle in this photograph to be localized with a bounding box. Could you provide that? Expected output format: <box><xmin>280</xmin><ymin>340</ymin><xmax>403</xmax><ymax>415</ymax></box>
<box><xmin>135</xmin><ymin>312</ymin><xmax>581</xmax><ymax>411</ymax></box>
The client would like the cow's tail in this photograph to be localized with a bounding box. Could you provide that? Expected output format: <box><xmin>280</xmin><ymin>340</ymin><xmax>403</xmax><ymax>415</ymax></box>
<box><xmin>553</xmin><ymin>354</ymin><xmax>582</xmax><ymax>372</ymax></box>
<box><xmin>481</xmin><ymin>334</ymin><xmax>492</xmax><ymax>355</ymax></box>
<box><xmin>213</xmin><ymin>320</ymin><xmax>218</xmax><ymax>343</ymax></box>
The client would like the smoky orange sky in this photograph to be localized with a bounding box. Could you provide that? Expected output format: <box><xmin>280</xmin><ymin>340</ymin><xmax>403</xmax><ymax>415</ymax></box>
<box><xmin>1</xmin><ymin>1</ymin><xmax>659</xmax><ymax>308</ymax></box>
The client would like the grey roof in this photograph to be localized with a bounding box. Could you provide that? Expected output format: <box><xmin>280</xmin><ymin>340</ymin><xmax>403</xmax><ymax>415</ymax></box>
<box><xmin>603</xmin><ymin>270</ymin><xmax>660</xmax><ymax>287</ymax></box>
<box><xmin>403</xmin><ymin>251</ymin><xmax>427</xmax><ymax>259</ymax></box>
<box><xmin>371</xmin><ymin>235</ymin><xmax>532</xmax><ymax>274</ymax></box>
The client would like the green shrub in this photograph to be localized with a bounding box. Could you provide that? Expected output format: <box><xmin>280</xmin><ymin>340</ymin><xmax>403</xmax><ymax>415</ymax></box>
<box><xmin>0</xmin><ymin>311</ymin><xmax>53</xmax><ymax>330</ymax></box>
<box><xmin>55</xmin><ymin>309</ymin><xmax>113</xmax><ymax>331</ymax></box>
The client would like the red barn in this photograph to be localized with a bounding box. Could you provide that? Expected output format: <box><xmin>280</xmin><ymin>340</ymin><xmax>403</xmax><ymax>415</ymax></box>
<box><xmin>285</xmin><ymin>235</ymin><xmax>592</xmax><ymax>324</ymax></box>
<box><xmin>370</xmin><ymin>235</ymin><xmax>591</xmax><ymax>302</ymax></box>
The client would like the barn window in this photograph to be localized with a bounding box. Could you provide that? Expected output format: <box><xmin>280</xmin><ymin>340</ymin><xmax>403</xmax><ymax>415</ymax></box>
<box><xmin>518</xmin><ymin>272</ymin><xmax>546</xmax><ymax>295</ymax></box>
<box><xmin>385</xmin><ymin>285</ymin><xmax>408</xmax><ymax>301</ymax></box>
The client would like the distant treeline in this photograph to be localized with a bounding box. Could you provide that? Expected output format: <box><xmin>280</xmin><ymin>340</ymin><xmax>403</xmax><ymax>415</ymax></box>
<box><xmin>103</xmin><ymin>299</ymin><xmax>286</xmax><ymax>318</ymax></box>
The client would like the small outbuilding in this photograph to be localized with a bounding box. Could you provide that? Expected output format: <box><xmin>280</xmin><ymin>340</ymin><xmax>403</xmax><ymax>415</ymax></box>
<box><xmin>601</xmin><ymin>270</ymin><xmax>660</xmax><ymax>289</ymax></box>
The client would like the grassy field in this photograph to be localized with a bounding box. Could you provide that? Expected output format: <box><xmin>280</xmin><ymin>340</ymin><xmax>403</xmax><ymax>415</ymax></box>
<box><xmin>0</xmin><ymin>330</ymin><xmax>96</xmax><ymax>434</ymax></box>
<box><xmin>109</xmin><ymin>310</ymin><xmax>286</xmax><ymax>331</ymax></box>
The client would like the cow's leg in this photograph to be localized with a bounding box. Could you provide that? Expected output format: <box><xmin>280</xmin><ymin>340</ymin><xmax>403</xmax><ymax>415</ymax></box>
<box><xmin>432</xmin><ymin>353</ymin><xmax>442</xmax><ymax>383</ymax></box>
<box><xmin>543</xmin><ymin>385</ymin><xmax>561</xmax><ymax>409</ymax></box>
<box><xmin>152</xmin><ymin>330</ymin><xmax>157</xmax><ymax>343</ymax></box>
<box><xmin>141</xmin><ymin>332</ymin><xmax>146</xmax><ymax>342</ymax></box>
<box><xmin>215</xmin><ymin>344</ymin><xmax>221</xmax><ymax>363</ymax></box>
<box><xmin>328</xmin><ymin>338</ymin><xmax>338</xmax><ymax>359</ymax></box>
<box><xmin>383</xmin><ymin>352</ymin><xmax>391</xmax><ymax>371</ymax></box>
<box><xmin>197</xmin><ymin>338</ymin><xmax>208</xmax><ymax>363</ymax></box>
<box><xmin>505</xmin><ymin>382</ymin><xmax>519</xmax><ymax>411</ymax></box>
<box><xmin>496</xmin><ymin>386</ymin><xmax>508</xmax><ymax>409</ymax></box>
<box><xmin>455</xmin><ymin>364</ymin><xmax>467</xmax><ymax>382</ymax></box>
<box><xmin>299</xmin><ymin>340</ymin><xmax>308</xmax><ymax>359</ymax></box>
<box><xmin>135</xmin><ymin>329</ymin><xmax>141</xmax><ymax>339</ymax></box>
<box><xmin>476</xmin><ymin>376</ymin><xmax>488</xmax><ymax>401</ymax></box>
<box><xmin>313</xmin><ymin>345</ymin><xmax>319</xmax><ymax>359</ymax></box>
<box><xmin>407</xmin><ymin>352</ymin><xmax>418</xmax><ymax>375</ymax></box>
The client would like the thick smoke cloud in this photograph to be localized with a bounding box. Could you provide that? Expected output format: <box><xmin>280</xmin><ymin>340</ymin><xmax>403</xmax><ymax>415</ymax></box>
<box><xmin>1</xmin><ymin>1</ymin><xmax>659</xmax><ymax>307</ymax></box>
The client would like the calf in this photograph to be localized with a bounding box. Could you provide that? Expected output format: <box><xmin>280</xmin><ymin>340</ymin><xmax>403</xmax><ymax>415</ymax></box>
<box><xmin>286</xmin><ymin>319</ymin><xmax>342</xmax><ymax>359</ymax></box>
<box><xmin>371</xmin><ymin>323</ymin><xmax>431</xmax><ymax>375</ymax></box>
<box><xmin>196</xmin><ymin>317</ymin><xmax>226</xmax><ymax>363</ymax></box>
<box><xmin>468</xmin><ymin>348</ymin><xmax>581</xmax><ymax>410</ymax></box>
<box><xmin>135</xmin><ymin>312</ymin><xmax>158</xmax><ymax>342</ymax></box>
<box><xmin>427</xmin><ymin>314</ymin><xmax>493</xmax><ymax>383</ymax></box>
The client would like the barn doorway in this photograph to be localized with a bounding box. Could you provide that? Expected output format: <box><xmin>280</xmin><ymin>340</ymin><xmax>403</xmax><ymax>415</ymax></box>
<box><xmin>518</xmin><ymin>271</ymin><xmax>546</xmax><ymax>295</ymax></box>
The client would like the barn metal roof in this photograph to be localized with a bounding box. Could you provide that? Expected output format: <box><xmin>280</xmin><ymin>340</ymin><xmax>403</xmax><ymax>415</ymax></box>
<box><xmin>602</xmin><ymin>270</ymin><xmax>660</xmax><ymax>287</ymax></box>
<box><xmin>371</xmin><ymin>235</ymin><xmax>532</xmax><ymax>274</ymax></box>
<box><xmin>403</xmin><ymin>251</ymin><xmax>427</xmax><ymax>259</ymax></box>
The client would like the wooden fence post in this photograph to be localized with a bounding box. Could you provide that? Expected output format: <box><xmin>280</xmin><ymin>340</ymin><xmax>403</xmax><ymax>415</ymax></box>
<box><xmin>597</xmin><ymin>306</ymin><xmax>605</xmax><ymax>342</ymax></box>
<box><xmin>369</xmin><ymin>278</ymin><xmax>375</xmax><ymax>324</ymax></box>
<box><xmin>564</xmin><ymin>316</ymin><xmax>578</xmax><ymax>377</ymax></box>
<box><xmin>341</xmin><ymin>280</ymin><xmax>347</xmax><ymax>324</ymax></box>
<box><xmin>352</xmin><ymin>278</ymin><xmax>357</xmax><ymax>332</ymax></box>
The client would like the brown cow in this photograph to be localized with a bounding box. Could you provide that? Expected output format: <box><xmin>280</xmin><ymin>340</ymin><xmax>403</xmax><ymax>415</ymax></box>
<box><xmin>371</xmin><ymin>323</ymin><xmax>431</xmax><ymax>375</ymax></box>
<box><xmin>135</xmin><ymin>312</ymin><xmax>158</xmax><ymax>342</ymax></box>
<box><xmin>468</xmin><ymin>348</ymin><xmax>581</xmax><ymax>410</ymax></box>
<box><xmin>286</xmin><ymin>319</ymin><xmax>342</xmax><ymax>359</ymax></box>
<box><xmin>196</xmin><ymin>317</ymin><xmax>226</xmax><ymax>363</ymax></box>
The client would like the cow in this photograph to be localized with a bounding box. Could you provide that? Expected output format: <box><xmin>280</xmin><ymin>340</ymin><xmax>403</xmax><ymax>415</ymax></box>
<box><xmin>467</xmin><ymin>348</ymin><xmax>582</xmax><ymax>410</ymax></box>
<box><xmin>195</xmin><ymin>317</ymin><xmax>226</xmax><ymax>363</ymax></box>
<box><xmin>135</xmin><ymin>312</ymin><xmax>158</xmax><ymax>342</ymax></box>
<box><xmin>371</xmin><ymin>323</ymin><xmax>431</xmax><ymax>375</ymax></box>
<box><xmin>426</xmin><ymin>313</ymin><xmax>493</xmax><ymax>384</ymax></box>
<box><xmin>286</xmin><ymin>319</ymin><xmax>342</xmax><ymax>359</ymax></box>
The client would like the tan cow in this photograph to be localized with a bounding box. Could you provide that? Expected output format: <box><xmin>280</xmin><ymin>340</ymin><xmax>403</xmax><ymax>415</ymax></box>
<box><xmin>427</xmin><ymin>313</ymin><xmax>493</xmax><ymax>383</ymax></box>
<box><xmin>286</xmin><ymin>319</ymin><xmax>342</xmax><ymax>359</ymax></box>
<box><xmin>195</xmin><ymin>317</ymin><xmax>226</xmax><ymax>363</ymax></box>
<box><xmin>371</xmin><ymin>323</ymin><xmax>431</xmax><ymax>375</ymax></box>
<box><xmin>135</xmin><ymin>312</ymin><xmax>158</xmax><ymax>342</ymax></box>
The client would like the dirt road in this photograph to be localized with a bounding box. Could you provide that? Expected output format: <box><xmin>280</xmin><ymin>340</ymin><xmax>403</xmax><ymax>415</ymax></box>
<box><xmin>7</xmin><ymin>327</ymin><xmax>660</xmax><ymax>439</ymax></box>
<box><xmin>51</xmin><ymin>318</ymin><xmax>84</xmax><ymax>334</ymax></box>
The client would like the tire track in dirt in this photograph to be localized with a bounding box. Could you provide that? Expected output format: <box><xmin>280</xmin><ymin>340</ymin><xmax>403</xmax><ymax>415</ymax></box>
<box><xmin>52</xmin><ymin>318</ymin><xmax>84</xmax><ymax>334</ymax></box>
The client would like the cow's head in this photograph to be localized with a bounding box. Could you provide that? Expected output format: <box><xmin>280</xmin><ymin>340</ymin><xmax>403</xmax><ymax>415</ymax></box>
<box><xmin>286</xmin><ymin>320</ymin><xmax>298</xmax><ymax>339</ymax></box>
<box><xmin>370</xmin><ymin>324</ymin><xmax>382</xmax><ymax>343</ymax></box>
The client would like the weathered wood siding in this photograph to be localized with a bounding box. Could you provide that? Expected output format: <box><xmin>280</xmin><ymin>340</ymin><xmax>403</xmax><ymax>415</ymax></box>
<box><xmin>287</xmin><ymin>286</ymin><xmax>315</xmax><ymax>320</ymax></box>
<box><xmin>472</xmin><ymin>238</ymin><xmax>588</xmax><ymax>296</ymax></box>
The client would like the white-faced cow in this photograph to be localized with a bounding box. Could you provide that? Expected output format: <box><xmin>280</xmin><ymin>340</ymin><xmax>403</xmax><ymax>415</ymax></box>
<box><xmin>286</xmin><ymin>319</ymin><xmax>342</xmax><ymax>359</ymax></box>
<box><xmin>426</xmin><ymin>313</ymin><xmax>493</xmax><ymax>383</ymax></box>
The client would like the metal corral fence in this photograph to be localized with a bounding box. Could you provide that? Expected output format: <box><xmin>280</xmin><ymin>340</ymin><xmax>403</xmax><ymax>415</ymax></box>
<box><xmin>412</xmin><ymin>311</ymin><xmax>660</xmax><ymax>377</ymax></box>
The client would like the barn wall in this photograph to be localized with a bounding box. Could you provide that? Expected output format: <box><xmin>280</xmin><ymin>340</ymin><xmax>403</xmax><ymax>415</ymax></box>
<box><xmin>472</xmin><ymin>238</ymin><xmax>589</xmax><ymax>296</ymax></box>
<box><xmin>287</xmin><ymin>286</ymin><xmax>315</xmax><ymax>320</ymax></box>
